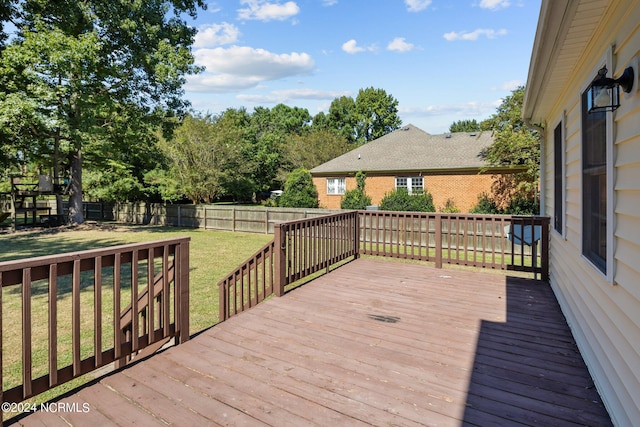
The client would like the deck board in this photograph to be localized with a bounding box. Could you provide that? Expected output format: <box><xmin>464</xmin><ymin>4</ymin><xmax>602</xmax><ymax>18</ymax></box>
<box><xmin>12</xmin><ymin>258</ymin><xmax>611</xmax><ymax>426</ymax></box>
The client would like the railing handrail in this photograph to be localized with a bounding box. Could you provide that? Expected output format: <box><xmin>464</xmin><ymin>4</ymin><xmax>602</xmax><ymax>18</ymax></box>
<box><xmin>0</xmin><ymin>237</ymin><xmax>190</xmax><ymax>406</ymax></box>
<box><xmin>0</xmin><ymin>237</ymin><xmax>189</xmax><ymax>273</ymax></box>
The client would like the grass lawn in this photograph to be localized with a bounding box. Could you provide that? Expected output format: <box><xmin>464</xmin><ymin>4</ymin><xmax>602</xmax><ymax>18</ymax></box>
<box><xmin>0</xmin><ymin>222</ymin><xmax>273</xmax><ymax>332</ymax></box>
<box><xmin>0</xmin><ymin>222</ymin><xmax>272</xmax><ymax>415</ymax></box>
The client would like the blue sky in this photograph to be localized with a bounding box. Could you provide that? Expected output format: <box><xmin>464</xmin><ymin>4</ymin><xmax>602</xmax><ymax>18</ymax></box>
<box><xmin>185</xmin><ymin>0</ymin><xmax>541</xmax><ymax>134</ymax></box>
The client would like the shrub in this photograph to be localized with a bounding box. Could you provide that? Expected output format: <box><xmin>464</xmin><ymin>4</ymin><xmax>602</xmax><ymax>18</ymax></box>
<box><xmin>440</xmin><ymin>198</ymin><xmax>460</xmax><ymax>213</ymax></box>
<box><xmin>469</xmin><ymin>193</ymin><xmax>501</xmax><ymax>214</ymax></box>
<box><xmin>379</xmin><ymin>188</ymin><xmax>435</xmax><ymax>212</ymax></box>
<box><xmin>504</xmin><ymin>194</ymin><xmax>539</xmax><ymax>215</ymax></box>
<box><xmin>340</xmin><ymin>170</ymin><xmax>371</xmax><ymax>210</ymax></box>
<box><xmin>278</xmin><ymin>168</ymin><xmax>319</xmax><ymax>208</ymax></box>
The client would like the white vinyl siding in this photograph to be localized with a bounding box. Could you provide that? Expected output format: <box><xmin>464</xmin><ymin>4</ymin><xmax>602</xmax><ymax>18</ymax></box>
<box><xmin>528</xmin><ymin>2</ymin><xmax>640</xmax><ymax>424</ymax></box>
<box><xmin>545</xmin><ymin>50</ymin><xmax>640</xmax><ymax>426</ymax></box>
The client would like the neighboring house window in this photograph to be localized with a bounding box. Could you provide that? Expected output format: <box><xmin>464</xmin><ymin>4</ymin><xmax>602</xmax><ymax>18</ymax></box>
<box><xmin>395</xmin><ymin>177</ymin><xmax>423</xmax><ymax>194</ymax></box>
<box><xmin>327</xmin><ymin>178</ymin><xmax>345</xmax><ymax>195</ymax></box>
<box><xmin>581</xmin><ymin>90</ymin><xmax>607</xmax><ymax>274</ymax></box>
<box><xmin>553</xmin><ymin>121</ymin><xmax>564</xmax><ymax>234</ymax></box>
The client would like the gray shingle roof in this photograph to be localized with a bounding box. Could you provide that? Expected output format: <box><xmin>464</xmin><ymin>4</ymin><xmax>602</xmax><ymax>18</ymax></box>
<box><xmin>310</xmin><ymin>124</ymin><xmax>494</xmax><ymax>175</ymax></box>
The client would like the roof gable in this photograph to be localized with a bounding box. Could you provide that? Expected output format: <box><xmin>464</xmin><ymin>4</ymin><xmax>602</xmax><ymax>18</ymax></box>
<box><xmin>310</xmin><ymin>124</ymin><xmax>493</xmax><ymax>175</ymax></box>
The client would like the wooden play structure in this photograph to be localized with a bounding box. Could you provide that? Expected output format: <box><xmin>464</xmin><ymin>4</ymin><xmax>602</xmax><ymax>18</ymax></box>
<box><xmin>0</xmin><ymin>175</ymin><xmax>67</xmax><ymax>229</ymax></box>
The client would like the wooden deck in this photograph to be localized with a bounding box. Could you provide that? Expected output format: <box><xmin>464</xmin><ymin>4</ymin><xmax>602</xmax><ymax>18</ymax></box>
<box><xmin>13</xmin><ymin>258</ymin><xmax>611</xmax><ymax>426</ymax></box>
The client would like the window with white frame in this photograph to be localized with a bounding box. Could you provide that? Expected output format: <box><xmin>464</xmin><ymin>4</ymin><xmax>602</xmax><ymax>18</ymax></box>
<box><xmin>395</xmin><ymin>177</ymin><xmax>423</xmax><ymax>194</ymax></box>
<box><xmin>326</xmin><ymin>178</ymin><xmax>346</xmax><ymax>195</ymax></box>
<box><xmin>553</xmin><ymin>121</ymin><xmax>565</xmax><ymax>235</ymax></box>
<box><xmin>581</xmin><ymin>89</ymin><xmax>608</xmax><ymax>274</ymax></box>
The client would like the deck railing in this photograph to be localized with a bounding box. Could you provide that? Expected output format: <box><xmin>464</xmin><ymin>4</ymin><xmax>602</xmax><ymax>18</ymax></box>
<box><xmin>218</xmin><ymin>211</ymin><xmax>359</xmax><ymax>321</ymax></box>
<box><xmin>360</xmin><ymin>212</ymin><xmax>549</xmax><ymax>278</ymax></box>
<box><xmin>219</xmin><ymin>211</ymin><xmax>549</xmax><ymax>321</ymax></box>
<box><xmin>0</xmin><ymin>237</ymin><xmax>190</xmax><ymax>405</ymax></box>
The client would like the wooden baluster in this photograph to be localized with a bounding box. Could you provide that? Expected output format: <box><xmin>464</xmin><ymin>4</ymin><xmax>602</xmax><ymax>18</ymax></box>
<box><xmin>48</xmin><ymin>265</ymin><xmax>58</xmax><ymax>387</ymax></box>
<box><xmin>114</xmin><ymin>254</ymin><xmax>122</xmax><ymax>363</ymax></box>
<box><xmin>72</xmin><ymin>260</ymin><xmax>81</xmax><ymax>377</ymax></box>
<box><xmin>94</xmin><ymin>257</ymin><xmax>102</xmax><ymax>367</ymax></box>
<box><xmin>22</xmin><ymin>268</ymin><xmax>33</xmax><ymax>397</ymax></box>
<box><xmin>147</xmin><ymin>248</ymin><xmax>154</xmax><ymax>344</ymax></box>
<box><xmin>131</xmin><ymin>250</ymin><xmax>139</xmax><ymax>353</ymax></box>
<box><xmin>163</xmin><ymin>245</ymin><xmax>170</xmax><ymax>336</ymax></box>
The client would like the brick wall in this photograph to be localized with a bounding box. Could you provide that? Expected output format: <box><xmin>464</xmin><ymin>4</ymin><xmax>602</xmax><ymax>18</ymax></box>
<box><xmin>313</xmin><ymin>171</ymin><xmax>503</xmax><ymax>212</ymax></box>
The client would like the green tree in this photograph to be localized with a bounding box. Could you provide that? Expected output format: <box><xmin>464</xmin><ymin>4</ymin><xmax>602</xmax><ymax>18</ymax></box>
<box><xmin>327</xmin><ymin>96</ymin><xmax>358</xmax><ymax>143</ymax></box>
<box><xmin>355</xmin><ymin>87</ymin><xmax>402</xmax><ymax>144</ymax></box>
<box><xmin>449</xmin><ymin>119</ymin><xmax>481</xmax><ymax>133</ymax></box>
<box><xmin>480</xmin><ymin>87</ymin><xmax>540</xmax><ymax>211</ymax></box>
<box><xmin>282</xmin><ymin>129</ymin><xmax>350</xmax><ymax>176</ymax></box>
<box><xmin>0</xmin><ymin>0</ymin><xmax>205</xmax><ymax>223</ymax></box>
<box><xmin>278</xmin><ymin>168</ymin><xmax>319</xmax><ymax>208</ymax></box>
<box><xmin>159</xmin><ymin>114</ymin><xmax>242</xmax><ymax>204</ymax></box>
<box><xmin>341</xmin><ymin>170</ymin><xmax>371</xmax><ymax>210</ymax></box>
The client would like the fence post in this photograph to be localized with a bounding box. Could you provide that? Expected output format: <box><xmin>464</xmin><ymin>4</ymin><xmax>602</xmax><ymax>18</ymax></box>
<box><xmin>435</xmin><ymin>214</ymin><xmax>443</xmax><ymax>269</ymax></box>
<box><xmin>232</xmin><ymin>207</ymin><xmax>236</xmax><ymax>232</ymax></box>
<box><xmin>273</xmin><ymin>224</ymin><xmax>285</xmax><ymax>297</ymax></box>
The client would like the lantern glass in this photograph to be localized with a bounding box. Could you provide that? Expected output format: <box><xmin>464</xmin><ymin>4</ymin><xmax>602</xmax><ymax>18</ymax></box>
<box><xmin>587</xmin><ymin>82</ymin><xmax>620</xmax><ymax>113</ymax></box>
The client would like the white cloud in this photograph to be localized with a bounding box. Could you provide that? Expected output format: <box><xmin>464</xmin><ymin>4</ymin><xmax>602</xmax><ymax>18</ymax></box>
<box><xmin>387</xmin><ymin>37</ymin><xmax>415</xmax><ymax>52</ymax></box>
<box><xmin>238</xmin><ymin>0</ymin><xmax>300</xmax><ymax>21</ymax></box>
<box><xmin>187</xmin><ymin>46</ymin><xmax>315</xmax><ymax>92</ymax></box>
<box><xmin>194</xmin><ymin>23</ymin><xmax>240</xmax><ymax>47</ymax></box>
<box><xmin>341</xmin><ymin>39</ymin><xmax>376</xmax><ymax>54</ymax></box>
<box><xmin>186</xmin><ymin>74</ymin><xmax>264</xmax><ymax>93</ymax></box>
<box><xmin>443</xmin><ymin>28</ymin><xmax>507</xmax><ymax>41</ymax></box>
<box><xmin>495</xmin><ymin>79</ymin><xmax>522</xmax><ymax>91</ymax></box>
<box><xmin>322</xmin><ymin>0</ymin><xmax>338</xmax><ymax>5</ymax></box>
<box><xmin>238</xmin><ymin>88</ymin><xmax>350</xmax><ymax>104</ymax></box>
<box><xmin>342</xmin><ymin>39</ymin><xmax>363</xmax><ymax>54</ymax></box>
<box><xmin>401</xmin><ymin>100</ymin><xmax>502</xmax><ymax>118</ymax></box>
<box><xmin>405</xmin><ymin>0</ymin><xmax>432</xmax><ymax>12</ymax></box>
<box><xmin>478</xmin><ymin>0</ymin><xmax>511</xmax><ymax>10</ymax></box>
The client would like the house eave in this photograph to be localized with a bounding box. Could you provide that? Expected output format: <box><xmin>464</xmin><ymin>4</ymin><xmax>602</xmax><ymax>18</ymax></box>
<box><xmin>310</xmin><ymin>166</ymin><xmax>525</xmax><ymax>177</ymax></box>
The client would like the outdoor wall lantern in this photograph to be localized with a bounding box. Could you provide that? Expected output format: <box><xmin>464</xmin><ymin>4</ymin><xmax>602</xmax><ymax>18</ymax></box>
<box><xmin>587</xmin><ymin>65</ymin><xmax>634</xmax><ymax>113</ymax></box>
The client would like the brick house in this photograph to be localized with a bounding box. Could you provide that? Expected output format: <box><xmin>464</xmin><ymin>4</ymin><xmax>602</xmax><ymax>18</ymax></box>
<box><xmin>310</xmin><ymin>124</ymin><xmax>522</xmax><ymax>212</ymax></box>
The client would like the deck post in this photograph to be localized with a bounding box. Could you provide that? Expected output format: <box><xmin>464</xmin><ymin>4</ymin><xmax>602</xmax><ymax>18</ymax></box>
<box><xmin>435</xmin><ymin>215</ymin><xmax>443</xmax><ymax>269</ymax></box>
<box><xmin>354</xmin><ymin>211</ymin><xmax>361</xmax><ymax>259</ymax></box>
<box><xmin>273</xmin><ymin>224</ymin><xmax>285</xmax><ymax>296</ymax></box>
<box><xmin>179</xmin><ymin>239</ymin><xmax>190</xmax><ymax>343</ymax></box>
<box><xmin>541</xmin><ymin>217</ymin><xmax>550</xmax><ymax>282</ymax></box>
<box><xmin>218</xmin><ymin>281</ymin><xmax>228</xmax><ymax>322</ymax></box>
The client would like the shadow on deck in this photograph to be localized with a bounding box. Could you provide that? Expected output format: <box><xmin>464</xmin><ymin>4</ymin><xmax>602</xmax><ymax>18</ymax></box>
<box><xmin>13</xmin><ymin>258</ymin><xmax>610</xmax><ymax>426</ymax></box>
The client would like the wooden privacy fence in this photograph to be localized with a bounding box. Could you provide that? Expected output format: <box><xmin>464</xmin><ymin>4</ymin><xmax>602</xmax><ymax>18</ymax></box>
<box><xmin>58</xmin><ymin>201</ymin><xmax>342</xmax><ymax>234</ymax></box>
<box><xmin>0</xmin><ymin>238</ymin><xmax>190</xmax><ymax>406</ymax></box>
<box><xmin>218</xmin><ymin>211</ymin><xmax>359</xmax><ymax>321</ymax></box>
<box><xmin>218</xmin><ymin>211</ymin><xmax>549</xmax><ymax>321</ymax></box>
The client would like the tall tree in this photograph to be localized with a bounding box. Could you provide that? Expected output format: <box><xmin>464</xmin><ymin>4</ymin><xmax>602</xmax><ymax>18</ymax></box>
<box><xmin>480</xmin><ymin>87</ymin><xmax>541</xmax><ymax>208</ymax></box>
<box><xmin>158</xmin><ymin>114</ymin><xmax>242</xmax><ymax>204</ymax></box>
<box><xmin>449</xmin><ymin>119</ymin><xmax>481</xmax><ymax>133</ymax></box>
<box><xmin>281</xmin><ymin>128</ymin><xmax>350</xmax><ymax>180</ymax></box>
<box><xmin>327</xmin><ymin>96</ymin><xmax>358</xmax><ymax>143</ymax></box>
<box><xmin>354</xmin><ymin>87</ymin><xmax>402</xmax><ymax>144</ymax></box>
<box><xmin>0</xmin><ymin>0</ymin><xmax>205</xmax><ymax>223</ymax></box>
